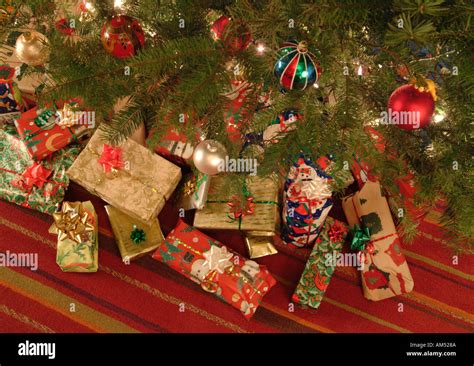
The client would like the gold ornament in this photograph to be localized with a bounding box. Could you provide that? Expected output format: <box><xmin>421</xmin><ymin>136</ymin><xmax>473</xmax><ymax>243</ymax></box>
<box><xmin>192</xmin><ymin>140</ymin><xmax>227</xmax><ymax>176</ymax></box>
<box><xmin>15</xmin><ymin>31</ymin><xmax>50</xmax><ymax>66</ymax></box>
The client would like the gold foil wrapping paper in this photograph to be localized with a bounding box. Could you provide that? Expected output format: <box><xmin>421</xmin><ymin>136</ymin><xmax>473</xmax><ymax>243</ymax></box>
<box><xmin>49</xmin><ymin>201</ymin><xmax>98</xmax><ymax>273</ymax></box>
<box><xmin>105</xmin><ymin>205</ymin><xmax>164</xmax><ymax>262</ymax></box>
<box><xmin>67</xmin><ymin>130</ymin><xmax>182</xmax><ymax>225</ymax></box>
<box><xmin>193</xmin><ymin>176</ymin><xmax>280</xmax><ymax>258</ymax></box>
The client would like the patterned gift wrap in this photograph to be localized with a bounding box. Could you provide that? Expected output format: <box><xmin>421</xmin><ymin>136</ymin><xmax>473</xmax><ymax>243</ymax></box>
<box><xmin>282</xmin><ymin>155</ymin><xmax>333</xmax><ymax>248</ymax></box>
<box><xmin>342</xmin><ymin>180</ymin><xmax>414</xmax><ymax>301</ymax></box>
<box><xmin>193</xmin><ymin>175</ymin><xmax>280</xmax><ymax>233</ymax></box>
<box><xmin>67</xmin><ymin>130</ymin><xmax>182</xmax><ymax>225</ymax></box>
<box><xmin>152</xmin><ymin>220</ymin><xmax>276</xmax><ymax>319</ymax></box>
<box><xmin>149</xmin><ymin>126</ymin><xmax>197</xmax><ymax>167</ymax></box>
<box><xmin>14</xmin><ymin>101</ymin><xmax>89</xmax><ymax>160</ymax></box>
<box><xmin>292</xmin><ymin>217</ymin><xmax>348</xmax><ymax>309</ymax></box>
<box><xmin>50</xmin><ymin>201</ymin><xmax>98</xmax><ymax>273</ymax></box>
<box><xmin>0</xmin><ymin>128</ymin><xmax>80</xmax><ymax>215</ymax></box>
<box><xmin>105</xmin><ymin>205</ymin><xmax>164</xmax><ymax>262</ymax></box>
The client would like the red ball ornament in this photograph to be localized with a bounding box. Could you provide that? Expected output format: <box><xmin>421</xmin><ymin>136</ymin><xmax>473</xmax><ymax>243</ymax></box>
<box><xmin>387</xmin><ymin>84</ymin><xmax>435</xmax><ymax>130</ymax></box>
<box><xmin>211</xmin><ymin>15</ymin><xmax>251</xmax><ymax>54</ymax></box>
<box><xmin>101</xmin><ymin>15</ymin><xmax>145</xmax><ymax>59</ymax></box>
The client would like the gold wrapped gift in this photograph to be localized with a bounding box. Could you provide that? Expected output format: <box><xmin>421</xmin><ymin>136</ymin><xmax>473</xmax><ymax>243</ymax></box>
<box><xmin>67</xmin><ymin>130</ymin><xmax>182</xmax><ymax>225</ymax></box>
<box><xmin>193</xmin><ymin>176</ymin><xmax>280</xmax><ymax>258</ymax></box>
<box><xmin>49</xmin><ymin>201</ymin><xmax>98</xmax><ymax>273</ymax></box>
<box><xmin>105</xmin><ymin>205</ymin><xmax>164</xmax><ymax>262</ymax></box>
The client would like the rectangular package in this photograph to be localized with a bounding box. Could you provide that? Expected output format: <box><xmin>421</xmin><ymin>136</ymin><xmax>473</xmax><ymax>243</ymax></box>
<box><xmin>0</xmin><ymin>128</ymin><xmax>80</xmax><ymax>214</ymax></box>
<box><xmin>152</xmin><ymin>220</ymin><xmax>276</xmax><ymax>319</ymax></box>
<box><xmin>342</xmin><ymin>181</ymin><xmax>414</xmax><ymax>301</ymax></box>
<box><xmin>67</xmin><ymin>130</ymin><xmax>182</xmax><ymax>225</ymax></box>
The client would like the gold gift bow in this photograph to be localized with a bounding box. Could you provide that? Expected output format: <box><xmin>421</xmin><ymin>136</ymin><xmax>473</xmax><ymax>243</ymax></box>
<box><xmin>174</xmin><ymin>238</ymin><xmax>264</xmax><ymax>296</ymax></box>
<box><xmin>50</xmin><ymin>202</ymin><xmax>95</xmax><ymax>243</ymax></box>
<box><xmin>85</xmin><ymin>144</ymin><xmax>166</xmax><ymax>201</ymax></box>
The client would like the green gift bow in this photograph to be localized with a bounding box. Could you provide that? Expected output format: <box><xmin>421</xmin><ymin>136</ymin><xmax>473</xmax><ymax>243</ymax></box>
<box><xmin>350</xmin><ymin>224</ymin><xmax>371</xmax><ymax>251</ymax></box>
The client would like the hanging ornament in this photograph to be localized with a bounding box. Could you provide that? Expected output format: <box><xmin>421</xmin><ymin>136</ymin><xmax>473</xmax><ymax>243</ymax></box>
<box><xmin>101</xmin><ymin>15</ymin><xmax>145</xmax><ymax>59</ymax></box>
<box><xmin>387</xmin><ymin>81</ymin><xmax>436</xmax><ymax>130</ymax></box>
<box><xmin>15</xmin><ymin>31</ymin><xmax>50</xmax><ymax>66</ymax></box>
<box><xmin>210</xmin><ymin>15</ymin><xmax>251</xmax><ymax>54</ymax></box>
<box><xmin>274</xmin><ymin>40</ymin><xmax>321</xmax><ymax>91</ymax></box>
<box><xmin>193</xmin><ymin>140</ymin><xmax>227</xmax><ymax>176</ymax></box>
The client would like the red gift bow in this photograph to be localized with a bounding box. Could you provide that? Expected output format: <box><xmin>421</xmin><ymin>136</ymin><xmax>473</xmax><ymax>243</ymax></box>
<box><xmin>98</xmin><ymin>144</ymin><xmax>124</xmax><ymax>173</ymax></box>
<box><xmin>327</xmin><ymin>221</ymin><xmax>348</xmax><ymax>243</ymax></box>
<box><xmin>227</xmin><ymin>195</ymin><xmax>255</xmax><ymax>219</ymax></box>
<box><xmin>12</xmin><ymin>162</ymin><xmax>52</xmax><ymax>190</ymax></box>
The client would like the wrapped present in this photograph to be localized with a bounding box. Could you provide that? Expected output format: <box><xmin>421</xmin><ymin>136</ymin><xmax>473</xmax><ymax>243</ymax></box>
<box><xmin>193</xmin><ymin>175</ymin><xmax>280</xmax><ymax>258</ymax></box>
<box><xmin>152</xmin><ymin>219</ymin><xmax>276</xmax><ymax>319</ymax></box>
<box><xmin>49</xmin><ymin>201</ymin><xmax>98</xmax><ymax>272</ymax></box>
<box><xmin>282</xmin><ymin>155</ymin><xmax>333</xmax><ymax>248</ymax></box>
<box><xmin>149</xmin><ymin>126</ymin><xmax>197</xmax><ymax>167</ymax></box>
<box><xmin>175</xmin><ymin>172</ymin><xmax>211</xmax><ymax>210</ymax></box>
<box><xmin>105</xmin><ymin>205</ymin><xmax>164</xmax><ymax>262</ymax></box>
<box><xmin>14</xmin><ymin>101</ymin><xmax>91</xmax><ymax>160</ymax></box>
<box><xmin>0</xmin><ymin>128</ymin><xmax>80</xmax><ymax>214</ymax></box>
<box><xmin>292</xmin><ymin>218</ymin><xmax>348</xmax><ymax>309</ymax></box>
<box><xmin>351</xmin><ymin>126</ymin><xmax>428</xmax><ymax>220</ymax></box>
<box><xmin>67</xmin><ymin>130</ymin><xmax>182</xmax><ymax>225</ymax></box>
<box><xmin>342</xmin><ymin>180</ymin><xmax>414</xmax><ymax>301</ymax></box>
<box><xmin>0</xmin><ymin>65</ymin><xmax>23</xmax><ymax>114</ymax></box>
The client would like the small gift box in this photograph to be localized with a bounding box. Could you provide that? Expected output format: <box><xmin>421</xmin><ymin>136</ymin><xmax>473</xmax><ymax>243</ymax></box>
<box><xmin>292</xmin><ymin>218</ymin><xmax>348</xmax><ymax>309</ymax></box>
<box><xmin>193</xmin><ymin>175</ymin><xmax>280</xmax><ymax>258</ymax></box>
<box><xmin>342</xmin><ymin>181</ymin><xmax>414</xmax><ymax>301</ymax></box>
<box><xmin>67</xmin><ymin>130</ymin><xmax>182</xmax><ymax>225</ymax></box>
<box><xmin>49</xmin><ymin>201</ymin><xmax>98</xmax><ymax>272</ymax></box>
<box><xmin>152</xmin><ymin>220</ymin><xmax>276</xmax><ymax>319</ymax></box>
<box><xmin>282</xmin><ymin>155</ymin><xmax>333</xmax><ymax>248</ymax></box>
<box><xmin>175</xmin><ymin>172</ymin><xmax>211</xmax><ymax>210</ymax></box>
<box><xmin>0</xmin><ymin>128</ymin><xmax>80</xmax><ymax>214</ymax></box>
<box><xmin>105</xmin><ymin>205</ymin><xmax>164</xmax><ymax>262</ymax></box>
<box><xmin>14</xmin><ymin>101</ymin><xmax>91</xmax><ymax>160</ymax></box>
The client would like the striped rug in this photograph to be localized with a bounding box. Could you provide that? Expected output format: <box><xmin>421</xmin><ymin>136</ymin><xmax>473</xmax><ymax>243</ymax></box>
<box><xmin>0</xmin><ymin>183</ymin><xmax>472</xmax><ymax>333</ymax></box>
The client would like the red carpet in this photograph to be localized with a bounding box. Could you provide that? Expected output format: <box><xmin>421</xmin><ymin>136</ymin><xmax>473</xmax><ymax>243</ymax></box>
<box><xmin>0</xmin><ymin>182</ymin><xmax>473</xmax><ymax>333</ymax></box>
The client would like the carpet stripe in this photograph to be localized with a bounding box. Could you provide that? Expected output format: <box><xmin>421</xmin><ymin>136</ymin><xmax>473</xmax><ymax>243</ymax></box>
<box><xmin>0</xmin><ymin>268</ymin><xmax>139</xmax><ymax>333</ymax></box>
<box><xmin>0</xmin><ymin>216</ymin><xmax>249</xmax><ymax>334</ymax></box>
<box><xmin>273</xmin><ymin>274</ymin><xmax>411</xmax><ymax>333</ymax></box>
<box><xmin>0</xmin><ymin>304</ymin><xmax>55</xmax><ymax>333</ymax></box>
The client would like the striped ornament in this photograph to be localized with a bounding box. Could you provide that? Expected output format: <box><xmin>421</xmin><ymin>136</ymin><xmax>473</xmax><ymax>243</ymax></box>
<box><xmin>274</xmin><ymin>40</ymin><xmax>321</xmax><ymax>91</ymax></box>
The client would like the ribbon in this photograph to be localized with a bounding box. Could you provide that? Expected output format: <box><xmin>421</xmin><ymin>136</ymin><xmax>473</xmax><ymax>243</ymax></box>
<box><xmin>350</xmin><ymin>224</ymin><xmax>371</xmax><ymax>251</ymax></box>
<box><xmin>202</xmin><ymin>246</ymin><xmax>233</xmax><ymax>274</ymax></box>
<box><xmin>50</xmin><ymin>202</ymin><xmax>95</xmax><ymax>243</ymax></box>
<box><xmin>98</xmin><ymin>144</ymin><xmax>124</xmax><ymax>173</ymax></box>
<box><xmin>11</xmin><ymin>162</ymin><xmax>52</xmax><ymax>191</ymax></box>
<box><xmin>328</xmin><ymin>221</ymin><xmax>348</xmax><ymax>243</ymax></box>
<box><xmin>130</xmin><ymin>225</ymin><xmax>146</xmax><ymax>245</ymax></box>
<box><xmin>227</xmin><ymin>195</ymin><xmax>256</xmax><ymax>220</ymax></box>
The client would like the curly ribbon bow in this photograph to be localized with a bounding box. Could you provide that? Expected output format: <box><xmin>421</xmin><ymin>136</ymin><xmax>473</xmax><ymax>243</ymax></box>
<box><xmin>328</xmin><ymin>221</ymin><xmax>348</xmax><ymax>243</ymax></box>
<box><xmin>227</xmin><ymin>195</ymin><xmax>256</xmax><ymax>220</ymax></box>
<box><xmin>350</xmin><ymin>224</ymin><xmax>371</xmax><ymax>251</ymax></box>
<box><xmin>12</xmin><ymin>162</ymin><xmax>52</xmax><ymax>191</ymax></box>
<box><xmin>98</xmin><ymin>144</ymin><xmax>124</xmax><ymax>173</ymax></box>
<box><xmin>50</xmin><ymin>202</ymin><xmax>95</xmax><ymax>243</ymax></box>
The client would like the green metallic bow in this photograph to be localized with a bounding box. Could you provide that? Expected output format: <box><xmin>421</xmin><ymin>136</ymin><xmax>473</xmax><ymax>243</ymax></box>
<box><xmin>350</xmin><ymin>224</ymin><xmax>371</xmax><ymax>251</ymax></box>
<box><xmin>130</xmin><ymin>225</ymin><xmax>146</xmax><ymax>245</ymax></box>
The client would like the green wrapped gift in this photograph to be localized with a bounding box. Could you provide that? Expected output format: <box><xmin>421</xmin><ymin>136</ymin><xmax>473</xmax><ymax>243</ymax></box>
<box><xmin>292</xmin><ymin>217</ymin><xmax>348</xmax><ymax>309</ymax></box>
<box><xmin>0</xmin><ymin>128</ymin><xmax>80</xmax><ymax>215</ymax></box>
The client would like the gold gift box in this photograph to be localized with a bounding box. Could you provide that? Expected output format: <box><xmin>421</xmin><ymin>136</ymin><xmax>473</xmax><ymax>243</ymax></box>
<box><xmin>67</xmin><ymin>130</ymin><xmax>182</xmax><ymax>225</ymax></box>
<box><xmin>105</xmin><ymin>205</ymin><xmax>164</xmax><ymax>262</ymax></box>
<box><xmin>194</xmin><ymin>176</ymin><xmax>280</xmax><ymax>232</ymax></box>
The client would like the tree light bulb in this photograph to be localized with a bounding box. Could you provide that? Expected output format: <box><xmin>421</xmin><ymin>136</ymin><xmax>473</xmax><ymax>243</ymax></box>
<box><xmin>357</xmin><ymin>65</ymin><xmax>363</xmax><ymax>76</ymax></box>
<box><xmin>313</xmin><ymin>82</ymin><xmax>319</xmax><ymax>88</ymax></box>
<box><xmin>85</xmin><ymin>1</ymin><xmax>93</xmax><ymax>10</ymax></box>
<box><xmin>256</xmin><ymin>43</ymin><xmax>265</xmax><ymax>54</ymax></box>
<box><xmin>114</xmin><ymin>0</ymin><xmax>124</xmax><ymax>8</ymax></box>
<box><xmin>433</xmin><ymin>113</ymin><xmax>445</xmax><ymax>123</ymax></box>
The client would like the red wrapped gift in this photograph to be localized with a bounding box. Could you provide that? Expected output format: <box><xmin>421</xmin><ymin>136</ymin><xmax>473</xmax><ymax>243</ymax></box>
<box><xmin>14</xmin><ymin>100</ymin><xmax>90</xmax><ymax>160</ymax></box>
<box><xmin>152</xmin><ymin>219</ymin><xmax>276</xmax><ymax>319</ymax></box>
<box><xmin>352</xmin><ymin>126</ymin><xmax>427</xmax><ymax>219</ymax></box>
<box><xmin>150</xmin><ymin>126</ymin><xmax>196</xmax><ymax>167</ymax></box>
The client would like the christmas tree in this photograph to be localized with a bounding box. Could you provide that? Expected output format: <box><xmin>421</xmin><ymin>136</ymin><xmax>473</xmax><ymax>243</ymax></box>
<box><xmin>1</xmin><ymin>0</ymin><xmax>472</xmax><ymax>252</ymax></box>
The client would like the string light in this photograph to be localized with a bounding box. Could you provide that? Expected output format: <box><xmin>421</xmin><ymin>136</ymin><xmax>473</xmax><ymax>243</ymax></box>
<box><xmin>313</xmin><ymin>82</ymin><xmax>319</xmax><ymax>88</ymax></box>
<box><xmin>114</xmin><ymin>0</ymin><xmax>124</xmax><ymax>8</ymax></box>
<box><xmin>256</xmin><ymin>43</ymin><xmax>265</xmax><ymax>54</ymax></box>
<box><xmin>357</xmin><ymin>65</ymin><xmax>363</xmax><ymax>76</ymax></box>
<box><xmin>433</xmin><ymin>113</ymin><xmax>445</xmax><ymax>123</ymax></box>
